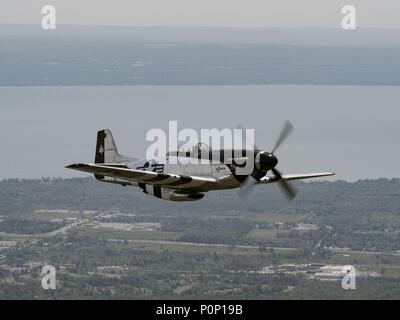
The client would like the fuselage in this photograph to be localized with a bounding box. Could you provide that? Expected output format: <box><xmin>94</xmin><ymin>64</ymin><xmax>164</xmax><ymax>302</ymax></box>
<box><xmin>129</xmin><ymin>158</ymin><xmax>242</xmax><ymax>192</ymax></box>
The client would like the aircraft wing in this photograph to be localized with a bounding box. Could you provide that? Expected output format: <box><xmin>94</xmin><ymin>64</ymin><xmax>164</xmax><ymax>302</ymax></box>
<box><xmin>66</xmin><ymin>163</ymin><xmax>218</xmax><ymax>188</ymax></box>
<box><xmin>258</xmin><ymin>172</ymin><xmax>335</xmax><ymax>184</ymax></box>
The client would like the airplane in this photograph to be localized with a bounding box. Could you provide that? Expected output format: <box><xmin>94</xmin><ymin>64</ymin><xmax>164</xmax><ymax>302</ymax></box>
<box><xmin>66</xmin><ymin>122</ymin><xmax>335</xmax><ymax>202</ymax></box>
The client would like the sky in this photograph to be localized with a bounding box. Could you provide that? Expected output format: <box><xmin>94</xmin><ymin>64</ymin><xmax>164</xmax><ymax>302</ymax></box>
<box><xmin>1</xmin><ymin>0</ymin><xmax>400</xmax><ymax>28</ymax></box>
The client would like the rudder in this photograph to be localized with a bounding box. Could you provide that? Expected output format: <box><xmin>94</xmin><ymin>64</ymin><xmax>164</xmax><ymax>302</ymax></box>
<box><xmin>95</xmin><ymin>129</ymin><xmax>119</xmax><ymax>164</ymax></box>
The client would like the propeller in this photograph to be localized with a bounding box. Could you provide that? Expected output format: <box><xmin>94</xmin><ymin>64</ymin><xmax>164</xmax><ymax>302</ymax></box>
<box><xmin>271</xmin><ymin>168</ymin><xmax>297</xmax><ymax>201</ymax></box>
<box><xmin>239</xmin><ymin>120</ymin><xmax>297</xmax><ymax>200</ymax></box>
<box><xmin>239</xmin><ymin>174</ymin><xmax>258</xmax><ymax>197</ymax></box>
<box><xmin>271</xmin><ymin>120</ymin><xmax>293</xmax><ymax>155</ymax></box>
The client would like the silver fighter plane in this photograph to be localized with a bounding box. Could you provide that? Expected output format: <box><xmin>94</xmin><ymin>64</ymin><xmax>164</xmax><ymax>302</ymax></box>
<box><xmin>66</xmin><ymin>122</ymin><xmax>334</xmax><ymax>201</ymax></box>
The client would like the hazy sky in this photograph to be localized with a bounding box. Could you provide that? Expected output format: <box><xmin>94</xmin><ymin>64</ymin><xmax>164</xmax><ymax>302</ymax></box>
<box><xmin>1</xmin><ymin>0</ymin><xmax>400</xmax><ymax>28</ymax></box>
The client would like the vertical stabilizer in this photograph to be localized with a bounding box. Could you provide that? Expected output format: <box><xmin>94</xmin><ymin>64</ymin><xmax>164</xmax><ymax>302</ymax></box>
<box><xmin>95</xmin><ymin>129</ymin><xmax>119</xmax><ymax>164</ymax></box>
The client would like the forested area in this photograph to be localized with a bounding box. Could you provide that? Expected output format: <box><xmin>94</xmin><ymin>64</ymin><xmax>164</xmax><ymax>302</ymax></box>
<box><xmin>1</xmin><ymin>177</ymin><xmax>399</xmax><ymax>225</ymax></box>
<box><xmin>0</xmin><ymin>177</ymin><xmax>400</xmax><ymax>299</ymax></box>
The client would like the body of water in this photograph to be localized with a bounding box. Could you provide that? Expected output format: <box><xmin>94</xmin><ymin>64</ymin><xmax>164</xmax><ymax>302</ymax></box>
<box><xmin>0</xmin><ymin>85</ymin><xmax>399</xmax><ymax>181</ymax></box>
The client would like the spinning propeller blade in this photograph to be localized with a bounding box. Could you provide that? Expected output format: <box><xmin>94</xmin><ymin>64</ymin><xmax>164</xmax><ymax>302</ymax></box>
<box><xmin>239</xmin><ymin>120</ymin><xmax>297</xmax><ymax>200</ymax></box>
<box><xmin>271</xmin><ymin>168</ymin><xmax>297</xmax><ymax>200</ymax></box>
<box><xmin>271</xmin><ymin>120</ymin><xmax>293</xmax><ymax>155</ymax></box>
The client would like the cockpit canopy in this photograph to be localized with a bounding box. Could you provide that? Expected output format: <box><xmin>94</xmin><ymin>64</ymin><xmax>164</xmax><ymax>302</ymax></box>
<box><xmin>190</xmin><ymin>142</ymin><xmax>209</xmax><ymax>155</ymax></box>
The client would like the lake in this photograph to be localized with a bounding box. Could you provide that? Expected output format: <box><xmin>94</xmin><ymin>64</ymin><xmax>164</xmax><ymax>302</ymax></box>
<box><xmin>0</xmin><ymin>85</ymin><xmax>399</xmax><ymax>181</ymax></box>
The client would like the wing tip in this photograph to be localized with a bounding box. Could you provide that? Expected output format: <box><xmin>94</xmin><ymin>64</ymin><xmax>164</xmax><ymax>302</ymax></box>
<box><xmin>65</xmin><ymin>163</ymin><xmax>87</xmax><ymax>169</ymax></box>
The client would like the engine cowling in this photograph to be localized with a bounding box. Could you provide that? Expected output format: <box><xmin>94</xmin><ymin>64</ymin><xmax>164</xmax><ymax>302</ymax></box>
<box><xmin>254</xmin><ymin>151</ymin><xmax>278</xmax><ymax>172</ymax></box>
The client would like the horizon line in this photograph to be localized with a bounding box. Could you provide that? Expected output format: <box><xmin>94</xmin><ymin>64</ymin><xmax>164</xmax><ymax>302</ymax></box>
<box><xmin>1</xmin><ymin>23</ymin><xmax>400</xmax><ymax>31</ymax></box>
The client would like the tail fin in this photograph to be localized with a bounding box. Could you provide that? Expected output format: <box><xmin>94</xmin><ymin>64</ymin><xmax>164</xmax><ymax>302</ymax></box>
<box><xmin>95</xmin><ymin>129</ymin><xmax>119</xmax><ymax>164</ymax></box>
<box><xmin>95</xmin><ymin>129</ymin><xmax>138</xmax><ymax>164</ymax></box>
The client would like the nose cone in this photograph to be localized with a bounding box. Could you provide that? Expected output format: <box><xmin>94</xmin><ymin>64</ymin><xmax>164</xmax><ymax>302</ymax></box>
<box><xmin>259</xmin><ymin>152</ymin><xmax>278</xmax><ymax>170</ymax></box>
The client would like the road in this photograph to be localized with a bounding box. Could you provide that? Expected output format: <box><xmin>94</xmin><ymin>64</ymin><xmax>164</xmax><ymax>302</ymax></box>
<box><xmin>330</xmin><ymin>248</ymin><xmax>400</xmax><ymax>257</ymax></box>
<box><xmin>108</xmin><ymin>238</ymin><xmax>298</xmax><ymax>251</ymax></box>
